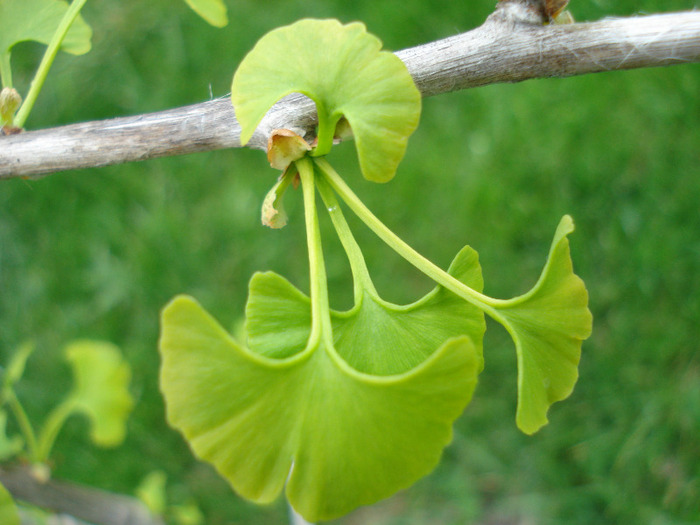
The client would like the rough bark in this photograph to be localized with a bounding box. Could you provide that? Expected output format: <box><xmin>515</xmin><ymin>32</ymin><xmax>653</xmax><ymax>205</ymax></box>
<box><xmin>1</xmin><ymin>5</ymin><xmax>699</xmax><ymax>179</ymax></box>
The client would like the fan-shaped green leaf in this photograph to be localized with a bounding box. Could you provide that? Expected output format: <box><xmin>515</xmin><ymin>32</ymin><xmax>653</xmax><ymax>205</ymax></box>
<box><xmin>246</xmin><ymin>245</ymin><xmax>485</xmax><ymax>375</ymax></box>
<box><xmin>160</xmin><ymin>285</ymin><xmax>481</xmax><ymax>521</ymax></box>
<box><xmin>64</xmin><ymin>340</ymin><xmax>134</xmax><ymax>447</ymax></box>
<box><xmin>183</xmin><ymin>0</ymin><xmax>228</xmax><ymax>28</ymax></box>
<box><xmin>231</xmin><ymin>19</ymin><xmax>421</xmax><ymax>183</ymax></box>
<box><xmin>493</xmin><ymin>215</ymin><xmax>593</xmax><ymax>434</ymax></box>
<box><xmin>0</xmin><ymin>0</ymin><xmax>92</xmax><ymax>57</ymax></box>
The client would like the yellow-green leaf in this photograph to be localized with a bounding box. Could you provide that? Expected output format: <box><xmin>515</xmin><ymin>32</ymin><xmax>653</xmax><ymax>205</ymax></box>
<box><xmin>64</xmin><ymin>340</ymin><xmax>134</xmax><ymax>447</ymax></box>
<box><xmin>160</xmin><ymin>293</ymin><xmax>480</xmax><ymax>521</ymax></box>
<box><xmin>232</xmin><ymin>19</ymin><xmax>421</xmax><ymax>183</ymax></box>
<box><xmin>493</xmin><ymin>215</ymin><xmax>593</xmax><ymax>434</ymax></box>
<box><xmin>0</xmin><ymin>0</ymin><xmax>92</xmax><ymax>57</ymax></box>
<box><xmin>182</xmin><ymin>0</ymin><xmax>228</xmax><ymax>28</ymax></box>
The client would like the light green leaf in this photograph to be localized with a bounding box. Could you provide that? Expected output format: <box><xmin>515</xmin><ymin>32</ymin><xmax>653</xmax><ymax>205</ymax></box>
<box><xmin>2</xmin><ymin>341</ymin><xmax>34</xmax><ymax>393</ymax></box>
<box><xmin>160</xmin><ymin>289</ymin><xmax>481</xmax><ymax>521</ymax></box>
<box><xmin>182</xmin><ymin>0</ymin><xmax>228</xmax><ymax>28</ymax></box>
<box><xmin>493</xmin><ymin>215</ymin><xmax>593</xmax><ymax>434</ymax></box>
<box><xmin>246</xmin><ymin>246</ymin><xmax>486</xmax><ymax>375</ymax></box>
<box><xmin>231</xmin><ymin>19</ymin><xmax>421</xmax><ymax>183</ymax></box>
<box><xmin>136</xmin><ymin>470</ymin><xmax>168</xmax><ymax>516</ymax></box>
<box><xmin>64</xmin><ymin>340</ymin><xmax>134</xmax><ymax>447</ymax></box>
<box><xmin>0</xmin><ymin>482</ymin><xmax>19</xmax><ymax>525</ymax></box>
<box><xmin>0</xmin><ymin>0</ymin><xmax>92</xmax><ymax>57</ymax></box>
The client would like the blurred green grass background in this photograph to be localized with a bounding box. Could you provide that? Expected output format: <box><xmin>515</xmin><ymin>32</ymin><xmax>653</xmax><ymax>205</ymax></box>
<box><xmin>1</xmin><ymin>0</ymin><xmax>699</xmax><ymax>523</ymax></box>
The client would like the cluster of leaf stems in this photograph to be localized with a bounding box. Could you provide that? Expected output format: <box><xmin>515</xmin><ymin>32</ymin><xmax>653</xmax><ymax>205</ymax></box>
<box><xmin>1</xmin><ymin>344</ymin><xmax>79</xmax><ymax>464</ymax></box>
<box><xmin>295</xmin><ymin>155</ymin><xmax>506</xmax><ymax>337</ymax></box>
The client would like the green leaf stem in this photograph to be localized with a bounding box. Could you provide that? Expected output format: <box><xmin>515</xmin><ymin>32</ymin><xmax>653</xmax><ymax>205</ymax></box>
<box><xmin>37</xmin><ymin>340</ymin><xmax>133</xmax><ymax>459</ymax></box>
<box><xmin>1</xmin><ymin>343</ymin><xmax>39</xmax><ymax>461</ymax></box>
<box><xmin>231</xmin><ymin>19</ymin><xmax>421</xmax><ymax>183</ymax></box>
<box><xmin>63</xmin><ymin>340</ymin><xmax>134</xmax><ymax>446</ymax></box>
<box><xmin>160</xmin><ymin>159</ymin><xmax>482</xmax><ymax>521</ymax></box>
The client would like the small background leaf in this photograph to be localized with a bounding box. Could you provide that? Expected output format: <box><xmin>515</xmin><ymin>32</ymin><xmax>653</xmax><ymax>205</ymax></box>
<box><xmin>0</xmin><ymin>0</ymin><xmax>92</xmax><ymax>57</ymax></box>
<box><xmin>64</xmin><ymin>340</ymin><xmax>134</xmax><ymax>447</ymax></box>
<box><xmin>2</xmin><ymin>341</ymin><xmax>34</xmax><ymax>392</ymax></box>
<box><xmin>232</xmin><ymin>19</ymin><xmax>421</xmax><ymax>182</ymax></box>
<box><xmin>136</xmin><ymin>470</ymin><xmax>168</xmax><ymax>516</ymax></box>
<box><xmin>182</xmin><ymin>0</ymin><xmax>228</xmax><ymax>28</ymax></box>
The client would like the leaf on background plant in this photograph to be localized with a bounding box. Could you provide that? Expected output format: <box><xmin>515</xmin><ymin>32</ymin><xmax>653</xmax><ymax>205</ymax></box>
<box><xmin>0</xmin><ymin>411</ymin><xmax>23</xmax><ymax>462</ymax></box>
<box><xmin>64</xmin><ymin>340</ymin><xmax>134</xmax><ymax>447</ymax></box>
<box><xmin>231</xmin><ymin>19</ymin><xmax>421</xmax><ymax>183</ymax></box>
<box><xmin>182</xmin><ymin>0</ymin><xmax>228</xmax><ymax>28</ymax></box>
<box><xmin>0</xmin><ymin>0</ymin><xmax>92</xmax><ymax>58</ymax></box>
<box><xmin>0</xmin><ymin>482</ymin><xmax>19</xmax><ymax>525</ymax></box>
<box><xmin>171</xmin><ymin>502</ymin><xmax>205</xmax><ymax>525</ymax></box>
<box><xmin>492</xmin><ymin>215</ymin><xmax>593</xmax><ymax>434</ymax></box>
<box><xmin>135</xmin><ymin>470</ymin><xmax>168</xmax><ymax>516</ymax></box>
<box><xmin>2</xmin><ymin>341</ymin><xmax>34</xmax><ymax>393</ymax></box>
<box><xmin>160</xmin><ymin>283</ymin><xmax>482</xmax><ymax>521</ymax></box>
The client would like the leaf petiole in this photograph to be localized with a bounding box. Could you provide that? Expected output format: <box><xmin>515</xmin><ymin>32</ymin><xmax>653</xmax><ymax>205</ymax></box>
<box><xmin>296</xmin><ymin>157</ymin><xmax>333</xmax><ymax>346</ymax></box>
<box><xmin>315</xmin><ymin>175</ymin><xmax>377</xmax><ymax>300</ymax></box>
<box><xmin>314</xmin><ymin>158</ymin><xmax>507</xmax><ymax>317</ymax></box>
<box><xmin>35</xmin><ymin>397</ymin><xmax>78</xmax><ymax>462</ymax></box>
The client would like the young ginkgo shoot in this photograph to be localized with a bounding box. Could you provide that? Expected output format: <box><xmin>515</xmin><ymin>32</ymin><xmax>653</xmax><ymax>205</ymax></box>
<box><xmin>0</xmin><ymin>340</ymin><xmax>133</xmax><ymax>465</ymax></box>
<box><xmin>159</xmin><ymin>18</ymin><xmax>592</xmax><ymax>522</ymax></box>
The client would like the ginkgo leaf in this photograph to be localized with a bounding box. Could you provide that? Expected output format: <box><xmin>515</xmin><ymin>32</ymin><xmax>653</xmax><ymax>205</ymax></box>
<box><xmin>0</xmin><ymin>0</ymin><xmax>92</xmax><ymax>57</ymax></box>
<box><xmin>246</xmin><ymin>245</ymin><xmax>486</xmax><ymax>375</ymax></box>
<box><xmin>160</xmin><ymin>288</ymin><xmax>481</xmax><ymax>521</ymax></box>
<box><xmin>64</xmin><ymin>340</ymin><xmax>134</xmax><ymax>447</ymax></box>
<box><xmin>135</xmin><ymin>470</ymin><xmax>168</xmax><ymax>516</ymax></box>
<box><xmin>182</xmin><ymin>0</ymin><xmax>228</xmax><ymax>28</ymax></box>
<box><xmin>231</xmin><ymin>19</ymin><xmax>421</xmax><ymax>183</ymax></box>
<box><xmin>492</xmin><ymin>215</ymin><xmax>593</xmax><ymax>434</ymax></box>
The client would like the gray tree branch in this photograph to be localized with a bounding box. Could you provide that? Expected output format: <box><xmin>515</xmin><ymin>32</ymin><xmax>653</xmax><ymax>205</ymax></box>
<box><xmin>0</xmin><ymin>465</ymin><xmax>163</xmax><ymax>525</ymax></box>
<box><xmin>1</xmin><ymin>4</ymin><xmax>699</xmax><ymax>179</ymax></box>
